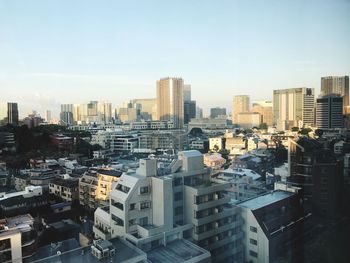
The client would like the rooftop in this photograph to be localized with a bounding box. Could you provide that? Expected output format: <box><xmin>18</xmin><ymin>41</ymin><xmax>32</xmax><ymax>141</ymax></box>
<box><xmin>28</xmin><ymin>237</ymin><xmax>146</xmax><ymax>263</ymax></box>
<box><xmin>147</xmin><ymin>239</ymin><xmax>210</xmax><ymax>263</ymax></box>
<box><xmin>238</xmin><ymin>190</ymin><xmax>294</xmax><ymax>210</ymax></box>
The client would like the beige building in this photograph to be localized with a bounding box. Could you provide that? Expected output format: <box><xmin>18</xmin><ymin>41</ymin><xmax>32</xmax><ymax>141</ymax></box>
<box><xmin>321</xmin><ymin>76</ymin><xmax>349</xmax><ymax>109</ymax></box>
<box><xmin>273</xmin><ymin>88</ymin><xmax>315</xmax><ymax>130</ymax></box>
<box><xmin>237</xmin><ymin>112</ymin><xmax>262</xmax><ymax>129</ymax></box>
<box><xmin>49</xmin><ymin>178</ymin><xmax>79</xmax><ymax>203</ymax></box>
<box><xmin>251</xmin><ymin>101</ymin><xmax>273</xmax><ymax>127</ymax></box>
<box><xmin>132</xmin><ymin>99</ymin><xmax>157</xmax><ymax>120</ymax></box>
<box><xmin>209</xmin><ymin>137</ymin><xmax>224</xmax><ymax>151</ymax></box>
<box><xmin>79</xmin><ymin>168</ymin><xmax>121</xmax><ymax>210</ymax></box>
<box><xmin>156</xmin><ymin>77</ymin><xmax>184</xmax><ymax>128</ymax></box>
<box><xmin>232</xmin><ymin>95</ymin><xmax>250</xmax><ymax>124</ymax></box>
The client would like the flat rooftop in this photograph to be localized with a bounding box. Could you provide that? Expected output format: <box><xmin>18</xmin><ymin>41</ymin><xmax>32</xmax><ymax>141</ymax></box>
<box><xmin>28</xmin><ymin>237</ymin><xmax>146</xmax><ymax>263</ymax></box>
<box><xmin>238</xmin><ymin>190</ymin><xmax>294</xmax><ymax>210</ymax></box>
<box><xmin>147</xmin><ymin>239</ymin><xmax>210</xmax><ymax>263</ymax></box>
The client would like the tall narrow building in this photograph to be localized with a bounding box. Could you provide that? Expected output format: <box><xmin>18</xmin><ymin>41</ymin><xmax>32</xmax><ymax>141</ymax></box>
<box><xmin>316</xmin><ymin>94</ymin><xmax>343</xmax><ymax>129</ymax></box>
<box><xmin>183</xmin><ymin>84</ymin><xmax>191</xmax><ymax>102</ymax></box>
<box><xmin>321</xmin><ymin>76</ymin><xmax>349</xmax><ymax>109</ymax></box>
<box><xmin>7</xmin><ymin>102</ymin><xmax>19</xmax><ymax>125</ymax></box>
<box><xmin>232</xmin><ymin>95</ymin><xmax>250</xmax><ymax>124</ymax></box>
<box><xmin>273</xmin><ymin>88</ymin><xmax>315</xmax><ymax>130</ymax></box>
<box><xmin>156</xmin><ymin>77</ymin><xmax>184</xmax><ymax>128</ymax></box>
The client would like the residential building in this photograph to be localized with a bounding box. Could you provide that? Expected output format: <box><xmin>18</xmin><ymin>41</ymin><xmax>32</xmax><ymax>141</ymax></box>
<box><xmin>316</xmin><ymin>94</ymin><xmax>343</xmax><ymax>129</ymax></box>
<box><xmin>237</xmin><ymin>112</ymin><xmax>262</xmax><ymax>129</ymax></box>
<box><xmin>0</xmin><ymin>229</ymin><xmax>22</xmax><ymax>263</ymax></box>
<box><xmin>138</xmin><ymin>130</ymin><xmax>185</xmax><ymax>151</ymax></box>
<box><xmin>288</xmin><ymin>137</ymin><xmax>343</xmax><ymax>218</ymax></box>
<box><xmin>251</xmin><ymin>101</ymin><xmax>273</xmax><ymax>127</ymax></box>
<box><xmin>273</xmin><ymin>88</ymin><xmax>315</xmax><ymax>130</ymax></box>
<box><xmin>110</xmin><ymin>134</ymin><xmax>139</xmax><ymax>153</ymax></box>
<box><xmin>79</xmin><ymin>168</ymin><xmax>122</xmax><ymax>210</ymax></box>
<box><xmin>238</xmin><ymin>191</ymin><xmax>310</xmax><ymax>263</ymax></box>
<box><xmin>156</xmin><ymin>77</ymin><xmax>184</xmax><ymax>128</ymax></box>
<box><xmin>210</xmin><ymin>107</ymin><xmax>227</xmax><ymax>119</ymax></box>
<box><xmin>0</xmin><ymin>214</ymin><xmax>41</xmax><ymax>262</ymax></box>
<box><xmin>189</xmin><ymin>118</ymin><xmax>227</xmax><ymax>130</ymax></box>
<box><xmin>321</xmin><ymin>75</ymin><xmax>349</xmax><ymax>109</ymax></box>
<box><xmin>0</xmin><ymin>186</ymin><xmax>48</xmax><ymax>216</ymax></box>
<box><xmin>93</xmin><ymin>151</ymin><xmax>243</xmax><ymax>262</ymax></box>
<box><xmin>49</xmin><ymin>178</ymin><xmax>79</xmax><ymax>203</ymax></box>
<box><xmin>203</xmin><ymin>153</ymin><xmax>226</xmax><ymax>169</ymax></box>
<box><xmin>213</xmin><ymin>168</ymin><xmax>265</xmax><ymax>201</ymax></box>
<box><xmin>209</xmin><ymin>137</ymin><xmax>224</xmax><ymax>151</ymax></box>
<box><xmin>232</xmin><ymin>95</ymin><xmax>250</xmax><ymax>124</ymax></box>
<box><xmin>7</xmin><ymin>102</ymin><xmax>19</xmax><ymax>125</ymax></box>
<box><xmin>129</xmin><ymin>120</ymin><xmax>174</xmax><ymax>130</ymax></box>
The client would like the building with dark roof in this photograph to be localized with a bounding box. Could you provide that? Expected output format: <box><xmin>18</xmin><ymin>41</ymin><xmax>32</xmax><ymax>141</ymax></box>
<box><xmin>49</xmin><ymin>178</ymin><xmax>79</xmax><ymax>203</ymax></box>
<box><xmin>288</xmin><ymin>137</ymin><xmax>343</xmax><ymax>218</ymax></box>
<box><xmin>238</xmin><ymin>190</ymin><xmax>310</xmax><ymax>263</ymax></box>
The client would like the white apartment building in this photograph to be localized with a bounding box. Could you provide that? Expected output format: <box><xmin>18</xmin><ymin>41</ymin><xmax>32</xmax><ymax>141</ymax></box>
<box><xmin>93</xmin><ymin>150</ymin><xmax>243</xmax><ymax>263</ymax></box>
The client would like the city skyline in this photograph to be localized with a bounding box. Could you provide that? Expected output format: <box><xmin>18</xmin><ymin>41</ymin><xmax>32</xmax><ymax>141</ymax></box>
<box><xmin>1</xmin><ymin>0</ymin><xmax>350</xmax><ymax>117</ymax></box>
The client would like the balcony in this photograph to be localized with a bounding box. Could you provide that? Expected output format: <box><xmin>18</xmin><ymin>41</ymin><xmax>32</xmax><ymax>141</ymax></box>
<box><xmin>93</xmin><ymin>225</ymin><xmax>111</xmax><ymax>240</ymax></box>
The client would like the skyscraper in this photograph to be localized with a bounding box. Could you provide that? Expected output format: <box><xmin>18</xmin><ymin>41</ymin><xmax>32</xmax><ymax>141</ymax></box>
<box><xmin>232</xmin><ymin>95</ymin><xmax>250</xmax><ymax>124</ymax></box>
<box><xmin>183</xmin><ymin>84</ymin><xmax>191</xmax><ymax>102</ymax></box>
<box><xmin>45</xmin><ymin>110</ymin><xmax>51</xmax><ymax>123</ymax></box>
<box><xmin>321</xmin><ymin>76</ymin><xmax>349</xmax><ymax>109</ymax></box>
<box><xmin>316</xmin><ymin>94</ymin><xmax>343</xmax><ymax>129</ymax></box>
<box><xmin>251</xmin><ymin>101</ymin><xmax>273</xmax><ymax>127</ymax></box>
<box><xmin>0</xmin><ymin>102</ymin><xmax>7</xmax><ymax>123</ymax></box>
<box><xmin>60</xmin><ymin>104</ymin><xmax>74</xmax><ymax>125</ymax></box>
<box><xmin>7</xmin><ymin>102</ymin><xmax>19</xmax><ymax>125</ymax></box>
<box><xmin>156</xmin><ymin>77</ymin><xmax>184</xmax><ymax>128</ymax></box>
<box><xmin>273</xmin><ymin>88</ymin><xmax>315</xmax><ymax>130</ymax></box>
<box><xmin>184</xmin><ymin>100</ymin><xmax>196</xmax><ymax>124</ymax></box>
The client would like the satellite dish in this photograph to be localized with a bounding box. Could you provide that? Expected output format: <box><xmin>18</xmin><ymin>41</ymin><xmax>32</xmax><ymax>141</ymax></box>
<box><xmin>57</xmin><ymin>251</ymin><xmax>61</xmax><ymax>255</ymax></box>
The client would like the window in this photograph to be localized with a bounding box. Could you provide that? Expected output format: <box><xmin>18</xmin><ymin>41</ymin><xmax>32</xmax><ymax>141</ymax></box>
<box><xmin>116</xmin><ymin>184</ymin><xmax>130</xmax><ymax>193</ymax></box>
<box><xmin>130</xmin><ymin>203</ymin><xmax>136</xmax><ymax>210</ymax></box>
<box><xmin>140</xmin><ymin>186</ymin><xmax>149</xmax><ymax>194</ymax></box>
<box><xmin>249</xmin><ymin>250</ymin><xmax>258</xmax><ymax>258</ymax></box>
<box><xmin>250</xmin><ymin>238</ymin><xmax>258</xmax><ymax>245</ymax></box>
<box><xmin>175</xmin><ymin>206</ymin><xmax>183</xmax><ymax>216</ymax></box>
<box><xmin>129</xmin><ymin>219</ymin><xmax>136</xmax><ymax>226</ymax></box>
<box><xmin>113</xmin><ymin>201</ymin><xmax>124</xmax><ymax>211</ymax></box>
<box><xmin>140</xmin><ymin>201</ymin><xmax>151</xmax><ymax>210</ymax></box>
<box><xmin>250</xmin><ymin>226</ymin><xmax>257</xmax><ymax>233</ymax></box>
<box><xmin>174</xmin><ymin>192</ymin><xmax>183</xmax><ymax>201</ymax></box>
<box><xmin>139</xmin><ymin>217</ymin><xmax>148</xmax><ymax>226</ymax></box>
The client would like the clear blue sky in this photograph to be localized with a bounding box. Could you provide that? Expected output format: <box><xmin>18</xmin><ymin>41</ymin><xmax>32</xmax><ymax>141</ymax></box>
<box><xmin>0</xmin><ymin>0</ymin><xmax>349</xmax><ymax>117</ymax></box>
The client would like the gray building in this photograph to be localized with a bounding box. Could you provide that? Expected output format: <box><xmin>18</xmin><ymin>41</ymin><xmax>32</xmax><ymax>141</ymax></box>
<box><xmin>184</xmin><ymin>100</ymin><xmax>196</xmax><ymax>124</ymax></box>
<box><xmin>316</xmin><ymin>94</ymin><xmax>343</xmax><ymax>129</ymax></box>
<box><xmin>7</xmin><ymin>102</ymin><xmax>19</xmax><ymax>125</ymax></box>
<box><xmin>210</xmin><ymin>107</ymin><xmax>227</xmax><ymax>119</ymax></box>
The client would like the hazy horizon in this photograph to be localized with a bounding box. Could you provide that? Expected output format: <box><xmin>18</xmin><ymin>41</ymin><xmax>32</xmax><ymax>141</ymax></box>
<box><xmin>1</xmin><ymin>0</ymin><xmax>350</xmax><ymax>118</ymax></box>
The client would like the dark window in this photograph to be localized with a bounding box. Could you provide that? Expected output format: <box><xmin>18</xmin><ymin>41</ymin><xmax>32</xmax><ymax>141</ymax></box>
<box><xmin>250</xmin><ymin>226</ymin><xmax>257</xmax><ymax>233</ymax></box>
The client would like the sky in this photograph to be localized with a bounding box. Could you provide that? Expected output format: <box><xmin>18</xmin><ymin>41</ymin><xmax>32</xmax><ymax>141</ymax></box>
<box><xmin>0</xmin><ymin>0</ymin><xmax>350</xmax><ymax>118</ymax></box>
